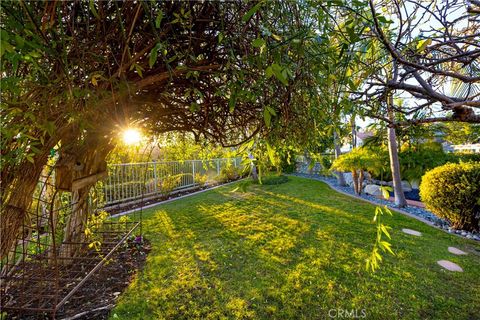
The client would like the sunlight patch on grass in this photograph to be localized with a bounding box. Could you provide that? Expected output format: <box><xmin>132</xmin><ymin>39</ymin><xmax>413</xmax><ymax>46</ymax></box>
<box><xmin>112</xmin><ymin>177</ymin><xmax>480</xmax><ymax>320</ymax></box>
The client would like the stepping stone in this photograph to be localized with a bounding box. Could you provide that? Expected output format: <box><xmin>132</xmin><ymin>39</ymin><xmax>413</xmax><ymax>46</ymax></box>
<box><xmin>437</xmin><ymin>260</ymin><xmax>463</xmax><ymax>272</ymax></box>
<box><xmin>402</xmin><ymin>228</ymin><xmax>422</xmax><ymax>236</ymax></box>
<box><xmin>448</xmin><ymin>247</ymin><xmax>467</xmax><ymax>255</ymax></box>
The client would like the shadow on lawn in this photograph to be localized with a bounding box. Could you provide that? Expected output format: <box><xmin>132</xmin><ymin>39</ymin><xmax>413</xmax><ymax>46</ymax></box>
<box><xmin>132</xmin><ymin>185</ymin><xmax>377</xmax><ymax>319</ymax></box>
<box><xmin>113</xmin><ymin>180</ymin><xmax>480</xmax><ymax>320</ymax></box>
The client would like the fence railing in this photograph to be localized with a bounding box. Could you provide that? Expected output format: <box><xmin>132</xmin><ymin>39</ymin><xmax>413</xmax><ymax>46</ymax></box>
<box><xmin>100</xmin><ymin>157</ymin><xmax>242</xmax><ymax>206</ymax></box>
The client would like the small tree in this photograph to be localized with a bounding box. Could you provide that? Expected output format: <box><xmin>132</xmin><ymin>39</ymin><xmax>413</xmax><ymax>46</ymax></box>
<box><xmin>331</xmin><ymin>148</ymin><xmax>383</xmax><ymax>195</ymax></box>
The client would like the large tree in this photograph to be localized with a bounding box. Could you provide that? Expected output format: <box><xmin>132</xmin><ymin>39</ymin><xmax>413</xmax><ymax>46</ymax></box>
<box><xmin>0</xmin><ymin>1</ymin><xmax>310</xmax><ymax>257</ymax></box>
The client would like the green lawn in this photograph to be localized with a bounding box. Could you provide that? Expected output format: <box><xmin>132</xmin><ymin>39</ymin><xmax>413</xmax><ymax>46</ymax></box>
<box><xmin>111</xmin><ymin>176</ymin><xmax>480</xmax><ymax>320</ymax></box>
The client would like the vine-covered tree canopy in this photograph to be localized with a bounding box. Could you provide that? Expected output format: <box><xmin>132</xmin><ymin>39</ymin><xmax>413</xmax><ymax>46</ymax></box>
<box><xmin>0</xmin><ymin>0</ymin><xmax>316</xmax><ymax>256</ymax></box>
<box><xmin>1</xmin><ymin>0</ymin><xmax>479</xmax><ymax>257</ymax></box>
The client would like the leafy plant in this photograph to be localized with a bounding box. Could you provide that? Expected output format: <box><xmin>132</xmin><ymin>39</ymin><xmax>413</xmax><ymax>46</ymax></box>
<box><xmin>259</xmin><ymin>174</ymin><xmax>289</xmax><ymax>185</ymax></box>
<box><xmin>158</xmin><ymin>174</ymin><xmax>182</xmax><ymax>197</ymax></box>
<box><xmin>84</xmin><ymin>210</ymin><xmax>109</xmax><ymax>252</ymax></box>
<box><xmin>194</xmin><ymin>173</ymin><xmax>208</xmax><ymax>187</ymax></box>
<box><xmin>219</xmin><ymin>165</ymin><xmax>241</xmax><ymax>182</ymax></box>
<box><xmin>420</xmin><ymin>162</ymin><xmax>480</xmax><ymax>231</ymax></box>
<box><xmin>366</xmin><ymin>206</ymin><xmax>394</xmax><ymax>272</ymax></box>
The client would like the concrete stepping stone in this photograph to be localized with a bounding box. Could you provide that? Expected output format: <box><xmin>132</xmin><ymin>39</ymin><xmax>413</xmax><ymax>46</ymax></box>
<box><xmin>448</xmin><ymin>247</ymin><xmax>467</xmax><ymax>255</ymax></box>
<box><xmin>437</xmin><ymin>260</ymin><xmax>463</xmax><ymax>272</ymax></box>
<box><xmin>402</xmin><ymin>228</ymin><xmax>422</xmax><ymax>236</ymax></box>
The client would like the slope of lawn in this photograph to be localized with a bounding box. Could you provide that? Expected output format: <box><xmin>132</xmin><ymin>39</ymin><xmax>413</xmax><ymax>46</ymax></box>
<box><xmin>111</xmin><ymin>176</ymin><xmax>480</xmax><ymax>320</ymax></box>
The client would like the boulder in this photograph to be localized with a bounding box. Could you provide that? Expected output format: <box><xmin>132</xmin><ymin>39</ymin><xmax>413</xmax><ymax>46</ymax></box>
<box><xmin>343</xmin><ymin>172</ymin><xmax>354</xmax><ymax>186</ymax></box>
<box><xmin>364</xmin><ymin>184</ymin><xmax>383</xmax><ymax>197</ymax></box>
<box><xmin>401</xmin><ymin>180</ymin><xmax>412</xmax><ymax>192</ymax></box>
<box><xmin>410</xmin><ymin>180</ymin><xmax>420</xmax><ymax>189</ymax></box>
<box><xmin>387</xmin><ymin>180</ymin><xmax>412</xmax><ymax>192</ymax></box>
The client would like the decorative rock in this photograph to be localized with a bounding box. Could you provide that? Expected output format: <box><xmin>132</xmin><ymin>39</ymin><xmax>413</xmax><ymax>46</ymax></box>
<box><xmin>343</xmin><ymin>172</ymin><xmax>354</xmax><ymax>187</ymax></box>
<box><xmin>401</xmin><ymin>181</ymin><xmax>412</xmax><ymax>192</ymax></box>
<box><xmin>364</xmin><ymin>184</ymin><xmax>383</xmax><ymax>197</ymax></box>
<box><xmin>402</xmin><ymin>228</ymin><xmax>422</xmax><ymax>236</ymax></box>
<box><xmin>448</xmin><ymin>247</ymin><xmax>467</xmax><ymax>255</ymax></box>
<box><xmin>461</xmin><ymin>231</ymin><xmax>467</xmax><ymax>236</ymax></box>
<box><xmin>437</xmin><ymin>260</ymin><xmax>463</xmax><ymax>272</ymax></box>
<box><xmin>410</xmin><ymin>180</ymin><xmax>420</xmax><ymax>189</ymax></box>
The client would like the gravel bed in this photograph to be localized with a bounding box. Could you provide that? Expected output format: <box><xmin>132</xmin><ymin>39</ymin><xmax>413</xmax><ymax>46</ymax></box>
<box><xmin>292</xmin><ymin>173</ymin><xmax>480</xmax><ymax>241</ymax></box>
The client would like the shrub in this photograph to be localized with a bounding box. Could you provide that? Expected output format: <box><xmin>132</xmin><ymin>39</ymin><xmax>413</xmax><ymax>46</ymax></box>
<box><xmin>449</xmin><ymin>152</ymin><xmax>480</xmax><ymax>163</ymax></box>
<box><xmin>219</xmin><ymin>165</ymin><xmax>240</xmax><ymax>182</ymax></box>
<box><xmin>158</xmin><ymin>174</ymin><xmax>181</xmax><ymax>196</ymax></box>
<box><xmin>194</xmin><ymin>173</ymin><xmax>208</xmax><ymax>186</ymax></box>
<box><xmin>261</xmin><ymin>174</ymin><xmax>289</xmax><ymax>185</ymax></box>
<box><xmin>420</xmin><ymin>162</ymin><xmax>480</xmax><ymax>231</ymax></box>
<box><xmin>279</xmin><ymin>154</ymin><xmax>297</xmax><ymax>173</ymax></box>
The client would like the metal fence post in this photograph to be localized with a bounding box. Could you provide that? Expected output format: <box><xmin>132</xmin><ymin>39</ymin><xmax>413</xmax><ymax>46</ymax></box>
<box><xmin>216</xmin><ymin>159</ymin><xmax>220</xmax><ymax>176</ymax></box>
<box><xmin>153</xmin><ymin>160</ymin><xmax>158</xmax><ymax>192</ymax></box>
<box><xmin>192</xmin><ymin>160</ymin><xmax>196</xmax><ymax>185</ymax></box>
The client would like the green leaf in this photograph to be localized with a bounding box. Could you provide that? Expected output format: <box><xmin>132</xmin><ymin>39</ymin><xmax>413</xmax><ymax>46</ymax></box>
<box><xmin>380</xmin><ymin>224</ymin><xmax>391</xmax><ymax>239</ymax></box>
<box><xmin>242</xmin><ymin>2</ymin><xmax>263</xmax><ymax>23</ymax></box>
<box><xmin>265</xmin><ymin>65</ymin><xmax>273</xmax><ymax>78</ymax></box>
<box><xmin>266</xmin><ymin>105</ymin><xmax>276</xmax><ymax>116</ymax></box>
<box><xmin>380</xmin><ymin>241</ymin><xmax>394</xmax><ymax>255</ymax></box>
<box><xmin>416</xmin><ymin>39</ymin><xmax>432</xmax><ymax>52</ymax></box>
<box><xmin>271</xmin><ymin>63</ymin><xmax>288</xmax><ymax>85</ymax></box>
<box><xmin>263</xmin><ymin>108</ymin><xmax>271</xmax><ymax>127</ymax></box>
<box><xmin>266</xmin><ymin>142</ymin><xmax>275</xmax><ymax>164</ymax></box>
<box><xmin>228</xmin><ymin>91</ymin><xmax>237</xmax><ymax>112</ymax></box>
<box><xmin>149</xmin><ymin>44</ymin><xmax>160</xmax><ymax>68</ymax></box>
<box><xmin>15</xmin><ymin>35</ymin><xmax>25</xmax><ymax>48</ymax></box>
<box><xmin>155</xmin><ymin>10</ymin><xmax>164</xmax><ymax>28</ymax></box>
<box><xmin>377</xmin><ymin>15</ymin><xmax>388</xmax><ymax>23</ymax></box>
<box><xmin>252</xmin><ymin>38</ymin><xmax>265</xmax><ymax>48</ymax></box>
<box><xmin>89</xmin><ymin>0</ymin><xmax>100</xmax><ymax>19</ymax></box>
<box><xmin>134</xmin><ymin>64</ymin><xmax>144</xmax><ymax>78</ymax></box>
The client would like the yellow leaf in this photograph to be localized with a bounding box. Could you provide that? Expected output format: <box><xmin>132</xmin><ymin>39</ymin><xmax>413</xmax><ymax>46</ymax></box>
<box><xmin>272</xmin><ymin>34</ymin><xmax>282</xmax><ymax>41</ymax></box>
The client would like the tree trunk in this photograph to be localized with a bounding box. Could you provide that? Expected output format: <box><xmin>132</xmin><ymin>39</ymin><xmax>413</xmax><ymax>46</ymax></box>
<box><xmin>358</xmin><ymin>170</ymin><xmax>364</xmax><ymax>195</ymax></box>
<box><xmin>0</xmin><ymin>154</ymin><xmax>51</xmax><ymax>258</ymax></box>
<box><xmin>351</xmin><ymin>115</ymin><xmax>357</xmax><ymax>148</ymax></box>
<box><xmin>333</xmin><ymin>131</ymin><xmax>346</xmax><ymax>186</ymax></box>
<box><xmin>352</xmin><ymin>170</ymin><xmax>359</xmax><ymax>195</ymax></box>
<box><xmin>59</xmin><ymin>187</ymin><xmax>90</xmax><ymax>259</ymax></box>
<box><xmin>387</xmin><ymin>124</ymin><xmax>407</xmax><ymax>207</ymax></box>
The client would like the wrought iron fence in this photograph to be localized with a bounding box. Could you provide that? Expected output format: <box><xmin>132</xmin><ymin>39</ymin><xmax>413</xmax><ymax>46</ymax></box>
<box><xmin>102</xmin><ymin>157</ymin><xmax>242</xmax><ymax>206</ymax></box>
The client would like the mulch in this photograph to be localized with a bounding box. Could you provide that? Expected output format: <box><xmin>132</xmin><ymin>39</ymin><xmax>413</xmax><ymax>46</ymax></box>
<box><xmin>4</xmin><ymin>239</ymin><xmax>150</xmax><ymax>320</ymax></box>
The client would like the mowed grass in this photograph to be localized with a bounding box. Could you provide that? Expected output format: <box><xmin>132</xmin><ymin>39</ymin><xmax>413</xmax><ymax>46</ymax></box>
<box><xmin>111</xmin><ymin>176</ymin><xmax>480</xmax><ymax>320</ymax></box>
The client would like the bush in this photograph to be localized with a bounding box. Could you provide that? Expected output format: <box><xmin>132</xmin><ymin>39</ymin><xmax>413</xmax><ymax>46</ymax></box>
<box><xmin>279</xmin><ymin>154</ymin><xmax>297</xmax><ymax>173</ymax></box>
<box><xmin>194</xmin><ymin>173</ymin><xmax>208</xmax><ymax>186</ymax></box>
<box><xmin>219</xmin><ymin>165</ymin><xmax>240</xmax><ymax>182</ymax></box>
<box><xmin>261</xmin><ymin>174</ymin><xmax>289</xmax><ymax>185</ymax></box>
<box><xmin>420</xmin><ymin>162</ymin><xmax>480</xmax><ymax>231</ymax></box>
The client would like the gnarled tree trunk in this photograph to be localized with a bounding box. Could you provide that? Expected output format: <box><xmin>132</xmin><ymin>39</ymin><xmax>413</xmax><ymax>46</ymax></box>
<box><xmin>58</xmin><ymin>136</ymin><xmax>113</xmax><ymax>260</ymax></box>
<box><xmin>0</xmin><ymin>151</ymin><xmax>53</xmax><ymax>258</ymax></box>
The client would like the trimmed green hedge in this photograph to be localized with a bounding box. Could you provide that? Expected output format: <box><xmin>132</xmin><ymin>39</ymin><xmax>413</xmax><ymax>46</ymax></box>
<box><xmin>420</xmin><ymin>162</ymin><xmax>480</xmax><ymax>231</ymax></box>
